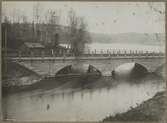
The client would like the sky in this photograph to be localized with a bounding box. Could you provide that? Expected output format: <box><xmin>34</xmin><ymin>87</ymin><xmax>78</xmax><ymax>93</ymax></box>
<box><xmin>2</xmin><ymin>1</ymin><xmax>165</xmax><ymax>34</ymax></box>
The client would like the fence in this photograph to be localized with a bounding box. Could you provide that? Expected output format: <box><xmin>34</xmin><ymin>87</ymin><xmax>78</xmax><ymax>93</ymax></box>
<box><xmin>4</xmin><ymin>49</ymin><xmax>165</xmax><ymax>58</ymax></box>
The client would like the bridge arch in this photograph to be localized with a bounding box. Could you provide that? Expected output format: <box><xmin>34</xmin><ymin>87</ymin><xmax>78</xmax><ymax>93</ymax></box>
<box><xmin>56</xmin><ymin>65</ymin><xmax>72</xmax><ymax>75</ymax></box>
<box><xmin>55</xmin><ymin>64</ymin><xmax>102</xmax><ymax>76</ymax></box>
<box><xmin>111</xmin><ymin>62</ymin><xmax>148</xmax><ymax>80</ymax></box>
<box><xmin>112</xmin><ymin>62</ymin><xmax>148</xmax><ymax>71</ymax></box>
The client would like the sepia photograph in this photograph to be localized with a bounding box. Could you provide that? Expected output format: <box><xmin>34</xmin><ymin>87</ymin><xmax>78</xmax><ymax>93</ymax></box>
<box><xmin>1</xmin><ymin>1</ymin><xmax>166</xmax><ymax>122</ymax></box>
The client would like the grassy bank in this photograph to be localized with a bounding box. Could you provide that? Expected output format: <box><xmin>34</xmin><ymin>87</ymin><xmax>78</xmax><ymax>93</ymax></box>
<box><xmin>103</xmin><ymin>91</ymin><xmax>166</xmax><ymax>122</ymax></box>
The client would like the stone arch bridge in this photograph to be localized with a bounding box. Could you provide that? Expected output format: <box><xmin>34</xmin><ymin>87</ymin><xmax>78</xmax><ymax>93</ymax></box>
<box><xmin>8</xmin><ymin>55</ymin><xmax>165</xmax><ymax>76</ymax></box>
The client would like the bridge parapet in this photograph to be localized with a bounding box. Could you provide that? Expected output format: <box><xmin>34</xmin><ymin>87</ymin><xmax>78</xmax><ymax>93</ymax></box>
<box><xmin>5</xmin><ymin>48</ymin><xmax>165</xmax><ymax>58</ymax></box>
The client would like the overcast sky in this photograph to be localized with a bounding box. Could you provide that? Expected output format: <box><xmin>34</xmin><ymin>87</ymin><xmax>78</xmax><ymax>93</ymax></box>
<box><xmin>2</xmin><ymin>1</ymin><xmax>165</xmax><ymax>34</ymax></box>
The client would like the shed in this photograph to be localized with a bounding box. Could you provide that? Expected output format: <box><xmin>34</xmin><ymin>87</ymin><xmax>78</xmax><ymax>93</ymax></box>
<box><xmin>19</xmin><ymin>42</ymin><xmax>45</xmax><ymax>56</ymax></box>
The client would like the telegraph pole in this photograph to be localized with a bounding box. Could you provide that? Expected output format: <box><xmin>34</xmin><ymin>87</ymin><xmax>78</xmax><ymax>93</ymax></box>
<box><xmin>4</xmin><ymin>24</ymin><xmax>8</xmax><ymax>74</ymax></box>
<box><xmin>0</xmin><ymin>0</ymin><xmax>3</xmax><ymax>119</ymax></box>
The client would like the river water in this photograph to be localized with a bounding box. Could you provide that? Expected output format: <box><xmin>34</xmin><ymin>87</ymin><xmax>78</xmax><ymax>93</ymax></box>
<box><xmin>3</xmin><ymin>75</ymin><xmax>165</xmax><ymax>122</ymax></box>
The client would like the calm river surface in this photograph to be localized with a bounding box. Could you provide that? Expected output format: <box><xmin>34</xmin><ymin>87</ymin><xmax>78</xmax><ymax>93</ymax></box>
<box><xmin>3</xmin><ymin>76</ymin><xmax>165</xmax><ymax>121</ymax></box>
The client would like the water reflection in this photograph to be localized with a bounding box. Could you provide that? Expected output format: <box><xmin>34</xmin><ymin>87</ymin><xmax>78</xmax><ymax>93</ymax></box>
<box><xmin>3</xmin><ymin>75</ymin><xmax>165</xmax><ymax>121</ymax></box>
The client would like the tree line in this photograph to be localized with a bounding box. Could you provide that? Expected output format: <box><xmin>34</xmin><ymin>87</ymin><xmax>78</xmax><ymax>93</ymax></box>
<box><xmin>2</xmin><ymin>3</ymin><xmax>91</xmax><ymax>56</ymax></box>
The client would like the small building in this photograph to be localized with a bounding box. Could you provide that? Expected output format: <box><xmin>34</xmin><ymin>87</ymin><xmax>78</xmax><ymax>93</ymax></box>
<box><xmin>19</xmin><ymin>42</ymin><xmax>70</xmax><ymax>57</ymax></box>
<box><xmin>59</xmin><ymin>43</ymin><xmax>71</xmax><ymax>49</ymax></box>
<box><xmin>19</xmin><ymin>42</ymin><xmax>45</xmax><ymax>56</ymax></box>
<box><xmin>46</xmin><ymin>45</ymin><xmax>70</xmax><ymax>56</ymax></box>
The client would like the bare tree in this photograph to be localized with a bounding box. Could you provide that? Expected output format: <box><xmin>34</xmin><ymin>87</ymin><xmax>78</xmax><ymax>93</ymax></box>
<box><xmin>47</xmin><ymin>10</ymin><xmax>60</xmax><ymax>25</ymax></box>
<box><xmin>3</xmin><ymin>16</ymin><xmax>10</xmax><ymax>23</ymax></box>
<box><xmin>2</xmin><ymin>8</ymin><xmax>10</xmax><ymax>23</ymax></box>
<box><xmin>32</xmin><ymin>2</ymin><xmax>43</xmax><ymax>42</ymax></box>
<box><xmin>22</xmin><ymin>15</ymin><xmax>28</xmax><ymax>24</ymax></box>
<box><xmin>33</xmin><ymin>2</ymin><xmax>42</xmax><ymax>24</ymax></box>
<box><xmin>11</xmin><ymin>8</ymin><xmax>17</xmax><ymax>23</ymax></box>
<box><xmin>45</xmin><ymin>9</ymin><xmax>61</xmax><ymax>46</ymax></box>
<box><xmin>68</xmin><ymin>9</ymin><xmax>91</xmax><ymax>56</ymax></box>
<box><xmin>15</xmin><ymin>9</ymin><xmax>22</xmax><ymax>23</ymax></box>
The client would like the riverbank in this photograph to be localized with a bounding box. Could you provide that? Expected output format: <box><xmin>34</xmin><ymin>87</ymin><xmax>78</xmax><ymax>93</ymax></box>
<box><xmin>103</xmin><ymin>91</ymin><xmax>166</xmax><ymax>122</ymax></box>
<box><xmin>2</xmin><ymin>61</ymin><xmax>42</xmax><ymax>95</ymax></box>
